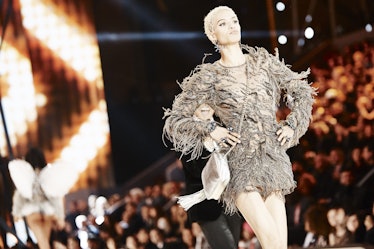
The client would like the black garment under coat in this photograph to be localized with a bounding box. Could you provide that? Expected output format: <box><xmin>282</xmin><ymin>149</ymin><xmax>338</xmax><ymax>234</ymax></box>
<box><xmin>179</xmin><ymin>150</ymin><xmax>223</xmax><ymax>223</ymax></box>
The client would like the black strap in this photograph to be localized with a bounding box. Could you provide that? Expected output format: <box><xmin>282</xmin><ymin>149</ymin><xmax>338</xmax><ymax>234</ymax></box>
<box><xmin>23</xmin><ymin>217</ymin><xmax>31</xmax><ymax>241</ymax></box>
<box><xmin>0</xmin><ymin>0</ymin><xmax>15</xmax><ymax>160</ymax></box>
<box><xmin>23</xmin><ymin>217</ymin><xmax>40</xmax><ymax>248</ymax></box>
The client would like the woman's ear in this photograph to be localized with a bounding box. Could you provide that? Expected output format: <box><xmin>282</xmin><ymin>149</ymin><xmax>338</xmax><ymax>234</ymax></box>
<box><xmin>207</xmin><ymin>32</ymin><xmax>216</xmax><ymax>45</ymax></box>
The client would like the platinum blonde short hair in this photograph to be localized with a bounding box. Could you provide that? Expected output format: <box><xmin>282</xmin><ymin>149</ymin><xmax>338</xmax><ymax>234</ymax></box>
<box><xmin>203</xmin><ymin>6</ymin><xmax>236</xmax><ymax>44</ymax></box>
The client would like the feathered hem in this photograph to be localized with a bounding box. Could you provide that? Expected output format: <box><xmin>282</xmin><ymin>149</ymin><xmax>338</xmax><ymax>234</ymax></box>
<box><xmin>12</xmin><ymin>191</ymin><xmax>65</xmax><ymax>219</ymax></box>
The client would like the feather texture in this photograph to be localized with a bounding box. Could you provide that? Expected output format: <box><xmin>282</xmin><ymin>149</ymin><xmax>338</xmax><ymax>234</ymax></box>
<box><xmin>8</xmin><ymin>159</ymin><xmax>36</xmax><ymax>199</ymax></box>
<box><xmin>9</xmin><ymin>159</ymin><xmax>79</xmax><ymax>219</ymax></box>
<box><xmin>39</xmin><ymin>160</ymin><xmax>79</xmax><ymax>198</ymax></box>
<box><xmin>163</xmin><ymin>45</ymin><xmax>317</xmax><ymax>214</ymax></box>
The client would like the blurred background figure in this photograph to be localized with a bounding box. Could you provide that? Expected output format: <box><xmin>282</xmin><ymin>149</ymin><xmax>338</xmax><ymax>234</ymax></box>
<box><xmin>364</xmin><ymin>213</ymin><xmax>374</xmax><ymax>245</ymax></box>
<box><xmin>346</xmin><ymin>211</ymin><xmax>366</xmax><ymax>244</ymax></box>
<box><xmin>326</xmin><ymin>206</ymin><xmax>354</xmax><ymax>246</ymax></box>
<box><xmin>8</xmin><ymin>147</ymin><xmax>79</xmax><ymax>249</ymax></box>
<box><xmin>302</xmin><ymin>204</ymin><xmax>331</xmax><ymax>248</ymax></box>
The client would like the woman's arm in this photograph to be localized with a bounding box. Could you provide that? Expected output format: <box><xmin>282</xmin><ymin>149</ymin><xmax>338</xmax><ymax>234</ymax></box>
<box><xmin>267</xmin><ymin>48</ymin><xmax>317</xmax><ymax>146</ymax></box>
<box><xmin>163</xmin><ymin>64</ymin><xmax>217</xmax><ymax>161</ymax></box>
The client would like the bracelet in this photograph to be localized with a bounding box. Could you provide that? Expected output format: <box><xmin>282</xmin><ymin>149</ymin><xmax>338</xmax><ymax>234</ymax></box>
<box><xmin>285</xmin><ymin>120</ymin><xmax>296</xmax><ymax>130</ymax></box>
<box><xmin>207</xmin><ymin>121</ymin><xmax>217</xmax><ymax>133</ymax></box>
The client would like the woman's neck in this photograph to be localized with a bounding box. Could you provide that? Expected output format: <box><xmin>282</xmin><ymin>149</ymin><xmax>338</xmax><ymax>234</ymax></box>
<box><xmin>219</xmin><ymin>43</ymin><xmax>245</xmax><ymax>67</ymax></box>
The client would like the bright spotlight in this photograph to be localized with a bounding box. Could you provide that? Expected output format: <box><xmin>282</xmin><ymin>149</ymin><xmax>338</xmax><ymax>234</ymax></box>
<box><xmin>276</xmin><ymin>2</ymin><xmax>286</xmax><ymax>11</ymax></box>
<box><xmin>304</xmin><ymin>27</ymin><xmax>314</xmax><ymax>39</ymax></box>
<box><xmin>365</xmin><ymin>23</ymin><xmax>372</xmax><ymax>32</ymax></box>
<box><xmin>278</xmin><ymin>35</ymin><xmax>287</xmax><ymax>44</ymax></box>
<box><xmin>95</xmin><ymin>216</ymin><xmax>105</xmax><ymax>225</ymax></box>
<box><xmin>297</xmin><ymin>38</ymin><xmax>305</xmax><ymax>47</ymax></box>
<box><xmin>305</xmin><ymin>15</ymin><xmax>313</xmax><ymax>23</ymax></box>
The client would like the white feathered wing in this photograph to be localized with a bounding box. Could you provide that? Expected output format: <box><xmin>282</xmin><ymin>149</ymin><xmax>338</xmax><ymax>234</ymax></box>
<box><xmin>39</xmin><ymin>160</ymin><xmax>79</xmax><ymax>198</ymax></box>
<box><xmin>8</xmin><ymin>159</ymin><xmax>36</xmax><ymax>199</ymax></box>
<box><xmin>8</xmin><ymin>159</ymin><xmax>79</xmax><ymax>199</ymax></box>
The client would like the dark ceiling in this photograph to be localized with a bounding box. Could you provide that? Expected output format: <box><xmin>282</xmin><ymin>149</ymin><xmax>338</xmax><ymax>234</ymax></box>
<box><xmin>91</xmin><ymin>0</ymin><xmax>374</xmax><ymax>185</ymax></box>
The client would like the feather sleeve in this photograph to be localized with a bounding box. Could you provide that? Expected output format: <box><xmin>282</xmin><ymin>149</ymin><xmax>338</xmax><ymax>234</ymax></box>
<box><xmin>259</xmin><ymin>47</ymin><xmax>317</xmax><ymax>146</ymax></box>
<box><xmin>8</xmin><ymin>159</ymin><xmax>36</xmax><ymax>199</ymax></box>
<box><xmin>163</xmin><ymin>63</ymin><xmax>217</xmax><ymax>161</ymax></box>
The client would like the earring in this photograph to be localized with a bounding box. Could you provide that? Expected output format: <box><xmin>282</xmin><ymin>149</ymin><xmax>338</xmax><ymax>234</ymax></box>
<box><xmin>214</xmin><ymin>40</ymin><xmax>220</xmax><ymax>52</ymax></box>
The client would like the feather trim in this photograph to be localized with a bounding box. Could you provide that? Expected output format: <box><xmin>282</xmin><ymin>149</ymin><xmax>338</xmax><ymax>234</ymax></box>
<box><xmin>245</xmin><ymin>45</ymin><xmax>317</xmax><ymax>147</ymax></box>
<box><xmin>39</xmin><ymin>160</ymin><xmax>79</xmax><ymax>198</ymax></box>
<box><xmin>162</xmin><ymin>63</ymin><xmax>217</xmax><ymax>161</ymax></box>
<box><xmin>176</xmin><ymin>190</ymin><xmax>206</xmax><ymax>211</ymax></box>
<box><xmin>8</xmin><ymin>160</ymin><xmax>36</xmax><ymax>199</ymax></box>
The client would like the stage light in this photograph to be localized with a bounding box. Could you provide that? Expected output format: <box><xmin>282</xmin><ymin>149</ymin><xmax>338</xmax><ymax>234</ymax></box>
<box><xmin>304</xmin><ymin>27</ymin><xmax>314</xmax><ymax>39</ymax></box>
<box><xmin>95</xmin><ymin>216</ymin><xmax>105</xmax><ymax>225</ymax></box>
<box><xmin>276</xmin><ymin>2</ymin><xmax>286</xmax><ymax>12</ymax></box>
<box><xmin>35</xmin><ymin>93</ymin><xmax>47</xmax><ymax>107</ymax></box>
<box><xmin>57</xmin><ymin>106</ymin><xmax>109</xmax><ymax>172</ymax></box>
<box><xmin>19</xmin><ymin>0</ymin><xmax>104</xmax><ymax>85</ymax></box>
<box><xmin>0</xmin><ymin>43</ymin><xmax>38</xmax><ymax>154</ymax></box>
<box><xmin>5</xmin><ymin>233</ymin><xmax>18</xmax><ymax>248</ymax></box>
<box><xmin>278</xmin><ymin>35</ymin><xmax>287</xmax><ymax>44</ymax></box>
<box><xmin>365</xmin><ymin>23</ymin><xmax>372</xmax><ymax>32</ymax></box>
<box><xmin>17</xmin><ymin>0</ymin><xmax>110</xmax><ymax>183</ymax></box>
<box><xmin>305</xmin><ymin>15</ymin><xmax>313</xmax><ymax>23</ymax></box>
<box><xmin>297</xmin><ymin>38</ymin><xmax>305</xmax><ymax>47</ymax></box>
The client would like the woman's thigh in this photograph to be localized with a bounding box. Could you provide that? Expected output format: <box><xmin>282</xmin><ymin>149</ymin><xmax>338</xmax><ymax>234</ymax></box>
<box><xmin>236</xmin><ymin>191</ymin><xmax>285</xmax><ymax>248</ymax></box>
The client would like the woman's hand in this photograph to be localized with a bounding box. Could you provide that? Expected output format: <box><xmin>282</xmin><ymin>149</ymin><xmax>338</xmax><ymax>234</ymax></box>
<box><xmin>276</xmin><ymin>125</ymin><xmax>294</xmax><ymax>146</ymax></box>
<box><xmin>210</xmin><ymin>126</ymin><xmax>241</xmax><ymax>147</ymax></box>
<box><xmin>193</xmin><ymin>104</ymin><xmax>241</xmax><ymax>147</ymax></box>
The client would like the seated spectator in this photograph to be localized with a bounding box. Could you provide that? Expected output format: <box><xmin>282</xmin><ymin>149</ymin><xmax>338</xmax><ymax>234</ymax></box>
<box><xmin>326</xmin><ymin>206</ymin><xmax>354</xmax><ymax>246</ymax></box>
<box><xmin>149</xmin><ymin>227</ymin><xmax>186</xmax><ymax>249</ymax></box>
<box><xmin>346</xmin><ymin>212</ymin><xmax>366</xmax><ymax>244</ymax></box>
<box><xmin>190</xmin><ymin>223</ymin><xmax>210</xmax><ymax>249</ymax></box>
<box><xmin>287</xmin><ymin>172</ymin><xmax>316</xmax><ymax>247</ymax></box>
<box><xmin>332</xmin><ymin>168</ymin><xmax>366</xmax><ymax>213</ymax></box>
<box><xmin>364</xmin><ymin>213</ymin><xmax>374</xmax><ymax>245</ymax></box>
<box><xmin>309</xmin><ymin>153</ymin><xmax>335</xmax><ymax>203</ymax></box>
<box><xmin>302</xmin><ymin>204</ymin><xmax>331</xmax><ymax>248</ymax></box>
<box><xmin>136</xmin><ymin>228</ymin><xmax>158</xmax><ymax>249</ymax></box>
<box><xmin>124</xmin><ymin>235</ymin><xmax>140</xmax><ymax>249</ymax></box>
<box><xmin>115</xmin><ymin>202</ymin><xmax>145</xmax><ymax>245</ymax></box>
<box><xmin>180</xmin><ymin>228</ymin><xmax>195</xmax><ymax>249</ymax></box>
<box><xmin>239</xmin><ymin>222</ymin><xmax>261</xmax><ymax>249</ymax></box>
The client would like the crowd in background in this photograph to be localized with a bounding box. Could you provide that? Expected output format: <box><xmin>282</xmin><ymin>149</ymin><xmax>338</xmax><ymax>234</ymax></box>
<box><xmin>4</xmin><ymin>40</ymin><xmax>374</xmax><ymax>249</ymax></box>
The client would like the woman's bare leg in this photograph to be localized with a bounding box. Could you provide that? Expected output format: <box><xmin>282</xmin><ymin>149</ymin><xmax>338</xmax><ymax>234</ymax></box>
<box><xmin>264</xmin><ymin>192</ymin><xmax>288</xmax><ymax>248</ymax></box>
<box><xmin>235</xmin><ymin>191</ymin><xmax>286</xmax><ymax>249</ymax></box>
<box><xmin>26</xmin><ymin>213</ymin><xmax>54</xmax><ymax>249</ymax></box>
<box><xmin>0</xmin><ymin>234</ymin><xmax>3</xmax><ymax>249</ymax></box>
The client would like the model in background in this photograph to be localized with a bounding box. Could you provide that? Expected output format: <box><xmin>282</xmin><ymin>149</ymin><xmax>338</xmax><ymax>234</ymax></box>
<box><xmin>9</xmin><ymin>147</ymin><xmax>78</xmax><ymax>249</ymax></box>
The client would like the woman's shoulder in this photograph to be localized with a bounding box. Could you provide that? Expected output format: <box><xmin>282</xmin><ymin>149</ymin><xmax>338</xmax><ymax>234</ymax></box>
<box><xmin>180</xmin><ymin>59</ymin><xmax>220</xmax><ymax>87</ymax></box>
<box><xmin>242</xmin><ymin>44</ymin><xmax>278</xmax><ymax>60</ymax></box>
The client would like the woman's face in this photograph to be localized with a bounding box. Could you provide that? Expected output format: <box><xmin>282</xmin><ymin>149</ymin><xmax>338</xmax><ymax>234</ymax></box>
<box><xmin>327</xmin><ymin>209</ymin><xmax>337</xmax><ymax>227</ymax></box>
<box><xmin>346</xmin><ymin>214</ymin><xmax>359</xmax><ymax>232</ymax></box>
<box><xmin>335</xmin><ymin>208</ymin><xmax>346</xmax><ymax>225</ymax></box>
<box><xmin>211</xmin><ymin>9</ymin><xmax>241</xmax><ymax>45</ymax></box>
